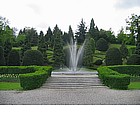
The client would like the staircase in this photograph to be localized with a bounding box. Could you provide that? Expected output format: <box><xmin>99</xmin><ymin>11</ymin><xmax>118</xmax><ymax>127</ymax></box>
<box><xmin>42</xmin><ymin>71</ymin><xmax>104</xmax><ymax>89</ymax></box>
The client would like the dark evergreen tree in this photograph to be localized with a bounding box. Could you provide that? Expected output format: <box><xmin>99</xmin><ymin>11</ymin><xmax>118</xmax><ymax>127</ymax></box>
<box><xmin>105</xmin><ymin>48</ymin><xmax>123</xmax><ymax>66</ymax></box>
<box><xmin>0</xmin><ymin>46</ymin><xmax>6</xmax><ymax>66</ymax></box>
<box><xmin>127</xmin><ymin>54</ymin><xmax>140</xmax><ymax>65</ymax></box>
<box><xmin>7</xmin><ymin>50</ymin><xmax>20</xmax><ymax>66</ymax></box>
<box><xmin>135</xmin><ymin>43</ymin><xmax>140</xmax><ymax>55</ymax></box>
<box><xmin>96</xmin><ymin>38</ymin><xmax>109</xmax><ymax>52</ymax></box>
<box><xmin>68</xmin><ymin>25</ymin><xmax>74</xmax><ymax>43</ymax></box>
<box><xmin>38</xmin><ymin>31</ymin><xmax>48</xmax><ymax>64</ymax></box>
<box><xmin>120</xmin><ymin>42</ymin><xmax>128</xmax><ymax>59</ymax></box>
<box><xmin>22</xmin><ymin>50</ymin><xmax>44</xmax><ymax>66</ymax></box>
<box><xmin>75</xmin><ymin>19</ymin><xmax>87</xmax><ymax>44</ymax></box>
<box><xmin>83</xmin><ymin>38</ymin><xmax>95</xmax><ymax>67</ymax></box>
<box><xmin>45</xmin><ymin>27</ymin><xmax>53</xmax><ymax>48</ymax></box>
<box><xmin>53</xmin><ymin>26</ymin><xmax>64</xmax><ymax>68</ymax></box>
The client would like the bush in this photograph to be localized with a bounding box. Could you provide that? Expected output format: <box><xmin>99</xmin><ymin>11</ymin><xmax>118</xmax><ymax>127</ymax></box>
<box><xmin>96</xmin><ymin>38</ymin><xmax>109</xmax><ymax>51</ymax></box>
<box><xmin>0</xmin><ymin>46</ymin><xmax>6</xmax><ymax>66</ymax></box>
<box><xmin>94</xmin><ymin>59</ymin><xmax>103</xmax><ymax>65</ymax></box>
<box><xmin>105</xmin><ymin>48</ymin><xmax>122</xmax><ymax>66</ymax></box>
<box><xmin>97</xmin><ymin>66</ymin><xmax>130</xmax><ymax>89</ymax></box>
<box><xmin>127</xmin><ymin>54</ymin><xmax>140</xmax><ymax>65</ymax></box>
<box><xmin>22</xmin><ymin>50</ymin><xmax>44</xmax><ymax>66</ymax></box>
<box><xmin>7</xmin><ymin>50</ymin><xmax>20</xmax><ymax>66</ymax></box>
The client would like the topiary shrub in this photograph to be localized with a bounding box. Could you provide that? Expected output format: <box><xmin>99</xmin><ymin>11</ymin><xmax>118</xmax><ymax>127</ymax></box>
<box><xmin>105</xmin><ymin>48</ymin><xmax>122</xmax><ymax>66</ymax></box>
<box><xmin>127</xmin><ymin>54</ymin><xmax>140</xmax><ymax>65</ymax></box>
<box><xmin>7</xmin><ymin>50</ymin><xmax>20</xmax><ymax>66</ymax></box>
<box><xmin>96</xmin><ymin>38</ymin><xmax>109</xmax><ymax>51</ymax></box>
<box><xmin>94</xmin><ymin>59</ymin><xmax>103</xmax><ymax>65</ymax></box>
<box><xmin>22</xmin><ymin>50</ymin><xmax>44</xmax><ymax>66</ymax></box>
<box><xmin>0</xmin><ymin>46</ymin><xmax>6</xmax><ymax>66</ymax></box>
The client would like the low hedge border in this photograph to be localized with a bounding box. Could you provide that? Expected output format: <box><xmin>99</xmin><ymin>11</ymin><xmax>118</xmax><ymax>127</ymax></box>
<box><xmin>97</xmin><ymin>66</ymin><xmax>130</xmax><ymax>89</ymax></box>
<box><xmin>0</xmin><ymin>66</ymin><xmax>52</xmax><ymax>90</ymax></box>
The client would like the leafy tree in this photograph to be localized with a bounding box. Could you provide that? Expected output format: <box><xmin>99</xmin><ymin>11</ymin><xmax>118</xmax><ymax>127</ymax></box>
<box><xmin>96</xmin><ymin>38</ymin><xmax>109</xmax><ymax>51</ymax></box>
<box><xmin>83</xmin><ymin>38</ymin><xmax>95</xmax><ymax>67</ymax></box>
<box><xmin>53</xmin><ymin>26</ymin><xmax>64</xmax><ymax>68</ymax></box>
<box><xmin>105</xmin><ymin>48</ymin><xmax>122</xmax><ymax>66</ymax></box>
<box><xmin>127</xmin><ymin>54</ymin><xmax>140</xmax><ymax>65</ymax></box>
<box><xmin>0</xmin><ymin>46</ymin><xmax>6</xmax><ymax>66</ymax></box>
<box><xmin>7</xmin><ymin>50</ymin><xmax>20</xmax><ymax>66</ymax></box>
<box><xmin>126</xmin><ymin>14</ymin><xmax>140</xmax><ymax>44</ymax></box>
<box><xmin>120</xmin><ymin>42</ymin><xmax>128</xmax><ymax>59</ymax></box>
<box><xmin>75</xmin><ymin>19</ymin><xmax>87</xmax><ymax>44</ymax></box>
<box><xmin>22</xmin><ymin>50</ymin><xmax>44</xmax><ymax>66</ymax></box>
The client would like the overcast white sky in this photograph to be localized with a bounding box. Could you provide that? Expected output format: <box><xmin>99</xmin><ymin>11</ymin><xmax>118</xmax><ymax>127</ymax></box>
<box><xmin>0</xmin><ymin>0</ymin><xmax>140</xmax><ymax>35</ymax></box>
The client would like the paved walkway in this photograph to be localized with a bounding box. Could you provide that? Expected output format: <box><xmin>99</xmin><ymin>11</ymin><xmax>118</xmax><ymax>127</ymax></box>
<box><xmin>0</xmin><ymin>71</ymin><xmax>140</xmax><ymax>105</ymax></box>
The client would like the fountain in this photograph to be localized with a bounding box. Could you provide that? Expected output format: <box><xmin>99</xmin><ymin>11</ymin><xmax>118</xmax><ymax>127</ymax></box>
<box><xmin>68</xmin><ymin>39</ymin><xmax>86</xmax><ymax>72</ymax></box>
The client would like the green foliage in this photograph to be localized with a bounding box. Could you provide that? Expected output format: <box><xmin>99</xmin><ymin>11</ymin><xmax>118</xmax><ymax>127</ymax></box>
<box><xmin>7</xmin><ymin>50</ymin><xmax>20</xmax><ymax>66</ymax></box>
<box><xmin>108</xmin><ymin>65</ymin><xmax>140</xmax><ymax>76</ymax></box>
<box><xmin>22</xmin><ymin>50</ymin><xmax>44</xmax><ymax>66</ymax></box>
<box><xmin>83</xmin><ymin>38</ymin><xmax>95</xmax><ymax>67</ymax></box>
<box><xmin>105</xmin><ymin>47</ymin><xmax>122</xmax><ymax>66</ymax></box>
<box><xmin>53</xmin><ymin>26</ymin><xmax>64</xmax><ymax>68</ymax></box>
<box><xmin>96</xmin><ymin>38</ymin><xmax>109</xmax><ymax>51</ymax></box>
<box><xmin>127</xmin><ymin>54</ymin><xmax>140</xmax><ymax>65</ymax></box>
<box><xmin>75</xmin><ymin>19</ymin><xmax>87</xmax><ymax>44</ymax></box>
<box><xmin>120</xmin><ymin>42</ymin><xmax>128</xmax><ymax>59</ymax></box>
<box><xmin>0</xmin><ymin>46</ymin><xmax>6</xmax><ymax>66</ymax></box>
<box><xmin>97</xmin><ymin>66</ymin><xmax>130</xmax><ymax>89</ymax></box>
<box><xmin>94</xmin><ymin>59</ymin><xmax>103</xmax><ymax>65</ymax></box>
<box><xmin>135</xmin><ymin>43</ymin><xmax>140</xmax><ymax>55</ymax></box>
<box><xmin>0</xmin><ymin>66</ymin><xmax>52</xmax><ymax>90</ymax></box>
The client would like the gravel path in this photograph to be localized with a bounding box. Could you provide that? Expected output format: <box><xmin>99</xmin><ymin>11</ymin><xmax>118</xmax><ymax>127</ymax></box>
<box><xmin>0</xmin><ymin>71</ymin><xmax>140</xmax><ymax>105</ymax></box>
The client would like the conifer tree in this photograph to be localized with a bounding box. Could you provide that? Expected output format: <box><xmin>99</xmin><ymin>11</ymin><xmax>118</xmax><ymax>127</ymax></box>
<box><xmin>0</xmin><ymin>46</ymin><xmax>6</xmax><ymax>66</ymax></box>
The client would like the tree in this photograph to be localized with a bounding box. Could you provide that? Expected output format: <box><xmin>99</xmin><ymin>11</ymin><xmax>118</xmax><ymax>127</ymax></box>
<box><xmin>22</xmin><ymin>50</ymin><xmax>44</xmax><ymax>66</ymax></box>
<box><xmin>45</xmin><ymin>27</ymin><xmax>53</xmax><ymax>48</ymax></box>
<box><xmin>53</xmin><ymin>26</ymin><xmax>64</xmax><ymax>68</ymax></box>
<box><xmin>75</xmin><ymin>19</ymin><xmax>87</xmax><ymax>44</ymax></box>
<box><xmin>126</xmin><ymin>14</ymin><xmax>140</xmax><ymax>44</ymax></box>
<box><xmin>68</xmin><ymin>25</ymin><xmax>74</xmax><ymax>43</ymax></box>
<box><xmin>0</xmin><ymin>46</ymin><xmax>6</xmax><ymax>66</ymax></box>
<box><xmin>88</xmin><ymin>18</ymin><xmax>99</xmax><ymax>42</ymax></box>
<box><xmin>38</xmin><ymin>31</ymin><xmax>48</xmax><ymax>64</ymax></box>
<box><xmin>105</xmin><ymin>48</ymin><xmax>122</xmax><ymax>66</ymax></box>
<box><xmin>120</xmin><ymin>42</ymin><xmax>128</xmax><ymax>59</ymax></box>
<box><xmin>7</xmin><ymin>50</ymin><xmax>20</xmax><ymax>66</ymax></box>
<box><xmin>96</xmin><ymin>38</ymin><xmax>109</xmax><ymax>51</ymax></box>
<box><xmin>83</xmin><ymin>38</ymin><xmax>95</xmax><ymax>67</ymax></box>
<box><xmin>127</xmin><ymin>54</ymin><xmax>140</xmax><ymax>65</ymax></box>
<box><xmin>135</xmin><ymin>43</ymin><xmax>140</xmax><ymax>55</ymax></box>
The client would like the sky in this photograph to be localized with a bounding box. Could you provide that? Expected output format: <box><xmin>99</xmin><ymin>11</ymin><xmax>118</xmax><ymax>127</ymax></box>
<box><xmin>0</xmin><ymin>0</ymin><xmax>140</xmax><ymax>35</ymax></box>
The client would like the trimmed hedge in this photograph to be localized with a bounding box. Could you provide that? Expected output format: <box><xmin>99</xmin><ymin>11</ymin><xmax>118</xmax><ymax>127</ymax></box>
<box><xmin>97</xmin><ymin>66</ymin><xmax>130</xmax><ymax>89</ymax></box>
<box><xmin>0</xmin><ymin>66</ymin><xmax>52</xmax><ymax>90</ymax></box>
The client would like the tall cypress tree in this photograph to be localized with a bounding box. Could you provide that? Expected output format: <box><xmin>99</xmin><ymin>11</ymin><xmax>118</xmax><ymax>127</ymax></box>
<box><xmin>53</xmin><ymin>25</ymin><xmax>64</xmax><ymax>68</ymax></box>
<box><xmin>75</xmin><ymin>19</ymin><xmax>87</xmax><ymax>44</ymax></box>
<box><xmin>45</xmin><ymin>27</ymin><xmax>53</xmax><ymax>48</ymax></box>
<box><xmin>0</xmin><ymin>46</ymin><xmax>6</xmax><ymax>66</ymax></box>
<box><xmin>68</xmin><ymin>25</ymin><xmax>74</xmax><ymax>43</ymax></box>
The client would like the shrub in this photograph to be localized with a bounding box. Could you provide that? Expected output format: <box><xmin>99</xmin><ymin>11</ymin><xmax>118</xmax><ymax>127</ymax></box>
<box><xmin>127</xmin><ymin>54</ymin><xmax>140</xmax><ymax>65</ymax></box>
<box><xmin>7</xmin><ymin>50</ymin><xmax>20</xmax><ymax>66</ymax></box>
<box><xmin>105</xmin><ymin>48</ymin><xmax>122</xmax><ymax>66</ymax></box>
<box><xmin>0</xmin><ymin>46</ymin><xmax>6</xmax><ymax>66</ymax></box>
<box><xmin>94</xmin><ymin>59</ymin><xmax>103</xmax><ymax>65</ymax></box>
<box><xmin>22</xmin><ymin>50</ymin><xmax>44</xmax><ymax>66</ymax></box>
<box><xmin>96</xmin><ymin>38</ymin><xmax>109</xmax><ymax>51</ymax></box>
<box><xmin>97</xmin><ymin>66</ymin><xmax>130</xmax><ymax>89</ymax></box>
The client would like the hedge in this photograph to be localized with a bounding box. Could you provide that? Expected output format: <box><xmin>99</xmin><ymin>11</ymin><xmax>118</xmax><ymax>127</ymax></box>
<box><xmin>97</xmin><ymin>66</ymin><xmax>130</xmax><ymax>89</ymax></box>
<box><xmin>0</xmin><ymin>66</ymin><xmax>52</xmax><ymax>90</ymax></box>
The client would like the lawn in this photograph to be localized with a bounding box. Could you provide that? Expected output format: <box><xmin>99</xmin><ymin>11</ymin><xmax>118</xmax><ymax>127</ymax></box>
<box><xmin>0</xmin><ymin>82</ymin><xmax>22</xmax><ymax>90</ymax></box>
<box><xmin>128</xmin><ymin>82</ymin><xmax>140</xmax><ymax>90</ymax></box>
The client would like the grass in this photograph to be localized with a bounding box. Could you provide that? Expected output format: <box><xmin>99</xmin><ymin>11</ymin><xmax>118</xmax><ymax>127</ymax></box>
<box><xmin>128</xmin><ymin>82</ymin><xmax>140</xmax><ymax>90</ymax></box>
<box><xmin>0</xmin><ymin>82</ymin><xmax>22</xmax><ymax>90</ymax></box>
